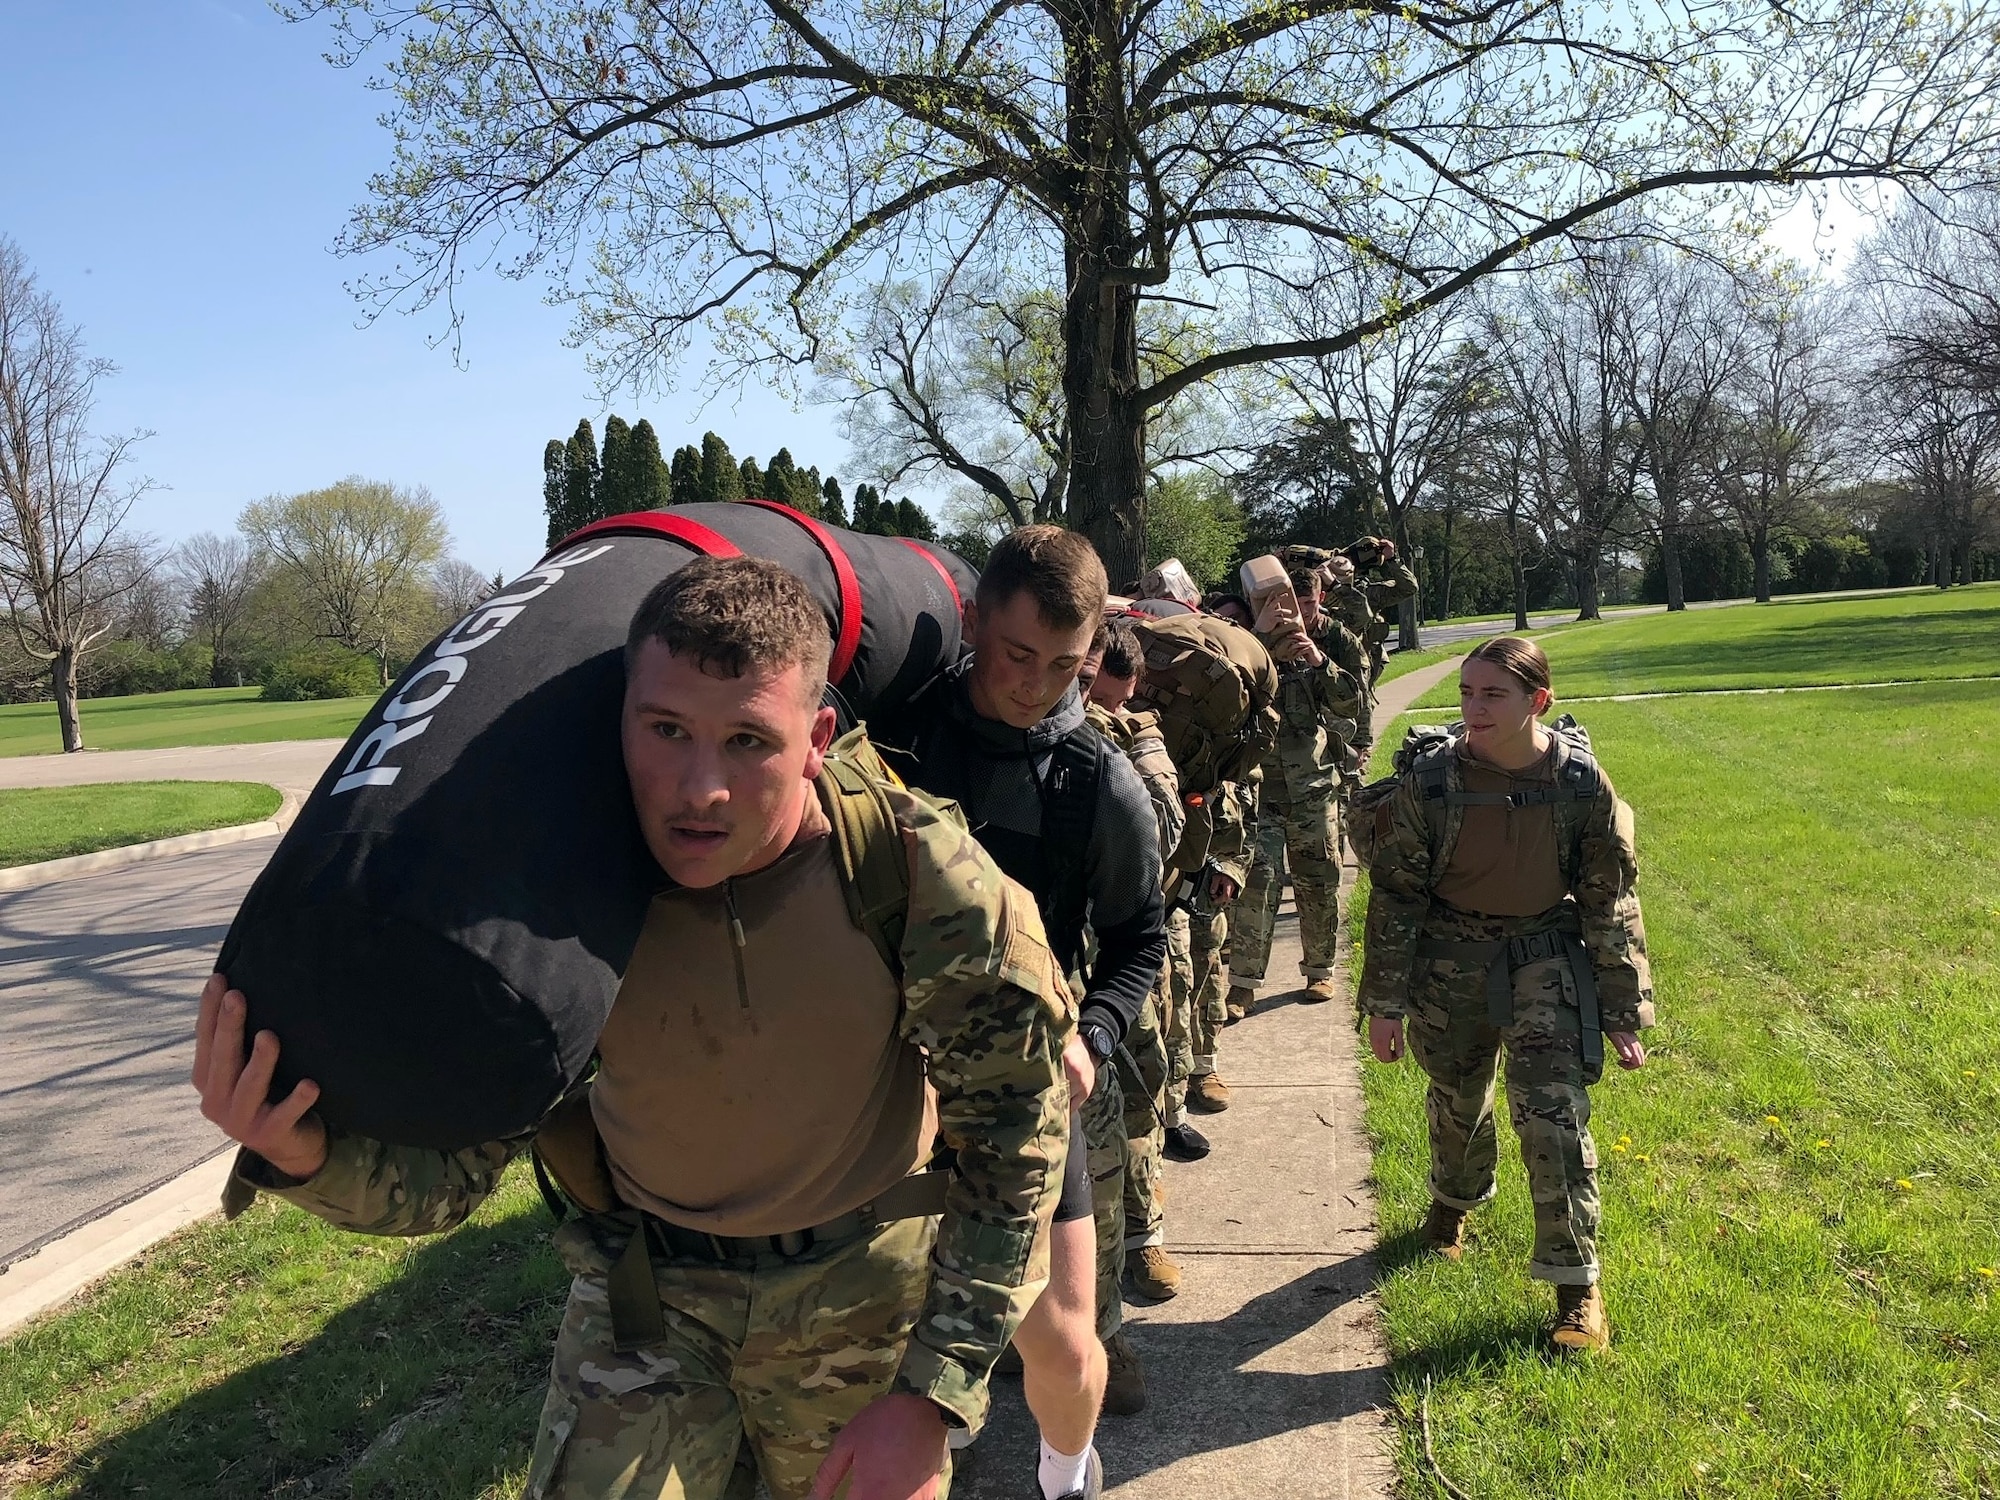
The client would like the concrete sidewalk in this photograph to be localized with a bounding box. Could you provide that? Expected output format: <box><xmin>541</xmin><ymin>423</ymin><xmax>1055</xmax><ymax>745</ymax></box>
<box><xmin>0</xmin><ymin>739</ymin><xmax>343</xmax><ymax>797</ymax></box>
<box><xmin>959</xmin><ymin>657</ymin><xmax>1461</xmax><ymax>1499</ymax></box>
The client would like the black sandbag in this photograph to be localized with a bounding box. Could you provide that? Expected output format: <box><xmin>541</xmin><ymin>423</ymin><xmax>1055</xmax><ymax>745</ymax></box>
<box><xmin>220</xmin><ymin>503</ymin><xmax>976</xmax><ymax>1149</ymax></box>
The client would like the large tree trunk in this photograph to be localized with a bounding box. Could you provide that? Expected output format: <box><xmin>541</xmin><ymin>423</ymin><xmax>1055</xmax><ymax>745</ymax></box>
<box><xmin>1392</xmin><ymin>514</ymin><xmax>1419</xmax><ymax>650</ymax></box>
<box><xmin>55</xmin><ymin>644</ymin><xmax>84</xmax><ymax>753</ymax></box>
<box><xmin>1752</xmin><ymin>526</ymin><xmax>1772</xmax><ymax>603</ymax></box>
<box><xmin>1575</xmin><ymin>545</ymin><xmax>1602</xmax><ymax>620</ymax></box>
<box><xmin>1513</xmin><ymin>554</ymin><xmax>1530</xmax><ymax>632</ymax></box>
<box><xmin>1059</xmin><ymin>0</ymin><xmax>1146</xmax><ymax>585</ymax></box>
<box><xmin>1661</xmin><ymin>527</ymin><xmax>1687</xmax><ymax>611</ymax></box>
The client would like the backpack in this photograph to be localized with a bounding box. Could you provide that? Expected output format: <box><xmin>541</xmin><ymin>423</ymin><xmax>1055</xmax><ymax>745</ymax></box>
<box><xmin>1347</xmin><ymin>714</ymin><xmax>1602</xmax><ymax>880</ymax></box>
<box><xmin>1128</xmin><ymin>612</ymin><xmax>1281</xmax><ymax>795</ymax></box>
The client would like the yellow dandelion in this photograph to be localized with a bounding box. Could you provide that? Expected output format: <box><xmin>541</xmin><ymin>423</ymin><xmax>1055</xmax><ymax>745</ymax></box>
<box><xmin>1895</xmin><ymin>1179</ymin><xmax>1914</xmax><ymax>1191</ymax></box>
<box><xmin>1764</xmin><ymin>1115</ymin><xmax>1782</xmax><ymax>1127</ymax></box>
<box><xmin>1978</xmin><ymin>1267</ymin><xmax>1997</xmax><ymax>1279</ymax></box>
<box><xmin>1634</xmin><ymin>1154</ymin><xmax>1650</xmax><ymax>1164</ymax></box>
<box><xmin>1618</xmin><ymin>1134</ymin><xmax>1632</xmax><ymax>1145</ymax></box>
<box><xmin>1610</xmin><ymin>1142</ymin><xmax>1629</xmax><ymax>1154</ymax></box>
<box><xmin>1816</xmin><ymin>1139</ymin><xmax>1832</xmax><ymax>1148</ymax></box>
<box><xmin>1966</xmin><ymin>1069</ymin><xmax>1980</xmax><ymax>1079</ymax></box>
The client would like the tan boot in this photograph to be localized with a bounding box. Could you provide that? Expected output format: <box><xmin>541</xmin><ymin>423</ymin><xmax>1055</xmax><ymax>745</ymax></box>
<box><xmin>1419</xmin><ymin>1202</ymin><xmax>1466</xmax><ymax>1261</ymax></box>
<box><xmin>1552</xmin><ymin>1283</ymin><xmax>1611</xmax><ymax>1353</ymax></box>
<box><xmin>1128</xmin><ymin>1244</ymin><xmax>1182</xmax><ymax>1301</ymax></box>
<box><xmin>1302</xmin><ymin>976</ymin><xmax>1337</xmax><ymax>1004</ymax></box>
<box><xmin>1102</xmin><ymin>1330</ymin><xmax>1148</xmax><ymax>1415</ymax></box>
<box><xmin>1188</xmin><ymin>1071</ymin><xmax>1230</xmax><ymax>1113</ymax></box>
<box><xmin>1224</xmin><ymin>984</ymin><xmax>1256</xmax><ymax>1023</ymax></box>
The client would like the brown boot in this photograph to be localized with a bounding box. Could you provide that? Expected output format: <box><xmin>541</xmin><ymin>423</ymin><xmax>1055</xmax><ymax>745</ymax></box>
<box><xmin>1128</xmin><ymin>1244</ymin><xmax>1182</xmax><ymax>1301</ymax></box>
<box><xmin>1224</xmin><ymin>984</ymin><xmax>1256</xmax><ymax>1023</ymax></box>
<box><xmin>1552</xmin><ymin>1283</ymin><xmax>1611</xmax><ymax>1353</ymax></box>
<box><xmin>1188</xmin><ymin>1071</ymin><xmax>1230</xmax><ymax>1112</ymax></box>
<box><xmin>1419</xmin><ymin>1202</ymin><xmax>1466</xmax><ymax>1261</ymax></box>
<box><xmin>1302</xmin><ymin>976</ymin><xmax>1337</xmax><ymax>1004</ymax></box>
<box><xmin>1102</xmin><ymin>1330</ymin><xmax>1148</xmax><ymax>1415</ymax></box>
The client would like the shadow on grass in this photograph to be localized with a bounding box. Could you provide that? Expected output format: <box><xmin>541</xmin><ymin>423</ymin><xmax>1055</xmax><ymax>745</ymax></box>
<box><xmin>44</xmin><ymin>1209</ymin><xmax>567</xmax><ymax>1499</ymax></box>
<box><xmin>1581</xmin><ymin>605</ymin><xmax>2000</xmax><ymax>689</ymax></box>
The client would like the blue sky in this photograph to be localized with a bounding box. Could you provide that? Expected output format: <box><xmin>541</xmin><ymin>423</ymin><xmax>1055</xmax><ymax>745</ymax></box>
<box><xmin>0</xmin><ymin>0</ymin><xmax>846</xmax><ymax>576</ymax></box>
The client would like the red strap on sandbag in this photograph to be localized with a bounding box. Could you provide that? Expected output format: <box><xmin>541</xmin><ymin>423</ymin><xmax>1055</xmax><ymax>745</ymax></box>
<box><xmin>739</xmin><ymin>500</ymin><xmax>864</xmax><ymax>685</ymax></box>
<box><xmin>897</xmin><ymin>538</ymin><xmax>962</xmax><ymax>616</ymax></box>
<box><xmin>557</xmin><ymin>511</ymin><xmax>744</xmax><ymax>559</ymax></box>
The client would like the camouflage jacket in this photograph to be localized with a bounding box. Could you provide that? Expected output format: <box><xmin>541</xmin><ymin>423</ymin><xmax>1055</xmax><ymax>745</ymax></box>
<box><xmin>1254</xmin><ymin>623</ymin><xmax>1364</xmax><ymax>807</ymax></box>
<box><xmin>225</xmin><ymin>780</ymin><xmax>1076</xmax><ymax>1432</ymax></box>
<box><xmin>1357</xmin><ymin>732</ymin><xmax>1655</xmax><ymax>1031</ymax></box>
<box><xmin>1085</xmin><ymin>701</ymin><xmax>1185</xmax><ymax>867</ymax></box>
<box><xmin>1205</xmin><ymin>774</ymin><xmax>1258</xmax><ymax>888</ymax></box>
<box><xmin>1358</xmin><ymin>564</ymin><xmax>1419</xmax><ymax>648</ymax></box>
<box><xmin>1310</xmin><ymin>614</ymin><xmax>1373</xmax><ymax>758</ymax></box>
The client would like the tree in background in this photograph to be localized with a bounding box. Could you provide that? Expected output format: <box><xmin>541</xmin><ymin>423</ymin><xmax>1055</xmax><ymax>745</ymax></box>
<box><xmin>738</xmin><ymin>454</ymin><xmax>765</xmax><ymax>501</ymax></box>
<box><xmin>670</xmin><ymin>443</ymin><xmax>702</xmax><ymax>506</ymax></box>
<box><xmin>0</xmin><ymin>238</ymin><xmax>157</xmax><ymax>750</ymax></box>
<box><xmin>820</xmin><ymin>476</ymin><xmax>846</xmax><ymax>526</ymax></box>
<box><xmin>431</xmin><ymin>557</ymin><xmax>496</xmax><ymax>619</ymax></box>
<box><xmin>173</xmin><ymin>531</ymin><xmax>260</xmax><ymax>686</ymax></box>
<box><xmin>699</xmin><ymin>432</ymin><xmax>743</xmax><ymax>504</ymax></box>
<box><xmin>240</xmin><ymin>477</ymin><xmax>449</xmax><ymax>686</ymax></box>
<box><xmin>1143</xmin><ymin>472</ymin><xmax>1243</xmax><ymax>590</ymax></box>
<box><xmin>599</xmin><ymin>415</ymin><xmax>633</xmax><ymax>518</ymax></box>
<box><xmin>625</xmin><ymin>419</ymin><xmax>670</xmax><ymax>510</ymax></box>
<box><xmin>1236</xmin><ymin>415</ymin><xmax>1377</xmax><ymax>557</ymax></box>
<box><xmin>541</xmin><ymin>438</ymin><xmax>569</xmax><ymax>546</ymax></box>
<box><xmin>563</xmin><ymin>419</ymin><xmax>600</xmax><ymax>538</ymax></box>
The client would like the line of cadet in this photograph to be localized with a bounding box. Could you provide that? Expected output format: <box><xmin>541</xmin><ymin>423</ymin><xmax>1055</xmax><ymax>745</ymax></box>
<box><xmin>195</xmin><ymin>528</ymin><xmax>1416</xmax><ymax>1500</ymax></box>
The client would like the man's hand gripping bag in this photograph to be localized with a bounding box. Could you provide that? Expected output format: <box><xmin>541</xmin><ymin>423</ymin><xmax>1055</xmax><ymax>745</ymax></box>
<box><xmin>218</xmin><ymin>503</ymin><xmax>977</xmax><ymax>1149</ymax></box>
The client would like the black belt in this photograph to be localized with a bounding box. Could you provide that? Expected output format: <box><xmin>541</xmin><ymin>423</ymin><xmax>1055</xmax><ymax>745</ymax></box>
<box><xmin>1418</xmin><ymin>929</ymin><xmax>1603</xmax><ymax>1076</ymax></box>
<box><xmin>607</xmin><ymin>1168</ymin><xmax>952</xmax><ymax>1352</ymax></box>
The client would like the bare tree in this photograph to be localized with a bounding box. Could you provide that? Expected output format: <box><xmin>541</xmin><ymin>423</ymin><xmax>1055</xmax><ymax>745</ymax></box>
<box><xmin>1452</xmin><ymin>324</ymin><xmax>1545</xmax><ymax>630</ymax></box>
<box><xmin>239</xmin><ymin>477</ymin><xmax>449</xmax><ymax>686</ymax></box>
<box><xmin>289</xmin><ymin>0</ymin><xmax>2000</xmax><ymax>581</ymax></box>
<box><xmin>1874</xmin><ymin>383</ymin><xmax>2000</xmax><ymax>585</ymax></box>
<box><xmin>1853</xmin><ymin>189</ymin><xmax>2000</xmax><ymax>406</ymax></box>
<box><xmin>1713</xmin><ymin>274</ymin><xmax>1845</xmax><ymax>601</ymax></box>
<box><xmin>0</xmin><ymin>239</ymin><xmax>156</xmax><ymax>751</ymax></box>
<box><xmin>431</xmin><ymin>556</ymin><xmax>498</xmax><ymax>619</ymax></box>
<box><xmin>174</xmin><ymin>531</ymin><xmax>262</xmax><ymax>686</ymax></box>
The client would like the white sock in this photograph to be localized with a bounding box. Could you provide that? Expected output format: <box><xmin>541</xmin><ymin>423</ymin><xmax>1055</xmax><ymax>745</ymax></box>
<box><xmin>1038</xmin><ymin>1438</ymin><xmax>1093</xmax><ymax>1499</ymax></box>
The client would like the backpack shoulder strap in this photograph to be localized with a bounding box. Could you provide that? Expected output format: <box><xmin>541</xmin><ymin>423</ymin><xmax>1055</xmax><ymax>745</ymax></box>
<box><xmin>817</xmin><ymin>728</ymin><xmax>913</xmax><ymax>979</ymax></box>
<box><xmin>1041</xmin><ymin>726</ymin><xmax>1105</xmax><ymax>954</ymax></box>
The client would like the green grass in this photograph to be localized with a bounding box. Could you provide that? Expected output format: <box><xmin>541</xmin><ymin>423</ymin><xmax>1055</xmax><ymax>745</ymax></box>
<box><xmin>0</xmin><ymin>1168</ymin><xmax>562</xmax><ymax>1499</ymax></box>
<box><xmin>1358</xmin><ymin>679</ymin><xmax>2000</xmax><ymax>1498</ymax></box>
<box><xmin>0</xmin><ymin>782</ymin><xmax>283</xmax><ymax>867</ymax></box>
<box><xmin>1409</xmin><ymin>584</ymin><xmax>2000</xmax><ymax>708</ymax></box>
<box><xmin>1377</xmin><ymin>643</ymin><xmax>1466</xmax><ymax>684</ymax></box>
<box><xmin>0</xmin><ymin>688</ymin><xmax>371</xmax><ymax>758</ymax></box>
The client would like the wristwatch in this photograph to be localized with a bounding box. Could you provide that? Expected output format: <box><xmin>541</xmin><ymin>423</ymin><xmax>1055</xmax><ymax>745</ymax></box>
<box><xmin>1081</xmin><ymin>1022</ymin><xmax>1117</xmax><ymax>1063</ymax></box>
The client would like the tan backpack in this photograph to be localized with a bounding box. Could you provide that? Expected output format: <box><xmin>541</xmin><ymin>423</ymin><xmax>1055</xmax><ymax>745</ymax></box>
<box><xmin>1129</xmin><ymin>613</ymin><xmax>1281</xmax><ymax>795</ymax></box>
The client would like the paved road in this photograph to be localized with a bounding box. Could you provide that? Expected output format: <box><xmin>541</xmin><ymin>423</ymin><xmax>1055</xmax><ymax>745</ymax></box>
<box><xmin>0</xmin><ymin>739</ymin><xmax>342</xmax><ymax>796</ymax></box>
<box><xmin>0</xmin><ymin>839</ymin><xmax>276</xmax><ymax>1266</ymax></box>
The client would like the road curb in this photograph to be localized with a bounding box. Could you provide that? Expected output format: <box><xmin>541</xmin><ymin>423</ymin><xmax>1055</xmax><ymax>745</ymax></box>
<box><xmin>0</xmin><ymin>1150</ymin><xmax>236</xmax><ymax>1339</ymax></box>
<box><xmin>0</xmin><ymin>787</ymin><xmax>298</xmax><ymax>892</ymax></box>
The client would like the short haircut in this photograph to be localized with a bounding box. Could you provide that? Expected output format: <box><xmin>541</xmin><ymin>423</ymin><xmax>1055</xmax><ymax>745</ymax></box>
<box><xmin>1287</xmin><ymin>566</ymin><xmax>1323</xmax><ymax>597</ymax></box>
<box><xmin>1465</xmin><ymin>636</ymin><xmax>1553</xmax><ymax>699</ymax></box>
<box><xmin>1204</xmin><ymin>592</ymin><xmax>1251</xmax><ymax>621</ymax></box>
<box><xmin>625</xmin><ymin>557</ymin><xmax>833</xmax><ymax>698</ymax></box>
<box><xmin>975</xmin><ymin>524</ymin><xmax>1108</xmax><ymax>634</ymax></box>
<box><xmin>1098</xmin><ymin>618</ymin><xmax>1143</xmax><ymax>681</ymax></box>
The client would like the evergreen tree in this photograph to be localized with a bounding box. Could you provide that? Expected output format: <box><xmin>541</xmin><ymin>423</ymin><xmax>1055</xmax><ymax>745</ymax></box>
<box><xmin>765</xmin><ymin>447</ymin><xmax>803</xmax><ymax>511</ymax></box>
<box><xmin>799</xmin><ymin>465</ymin><xmax>824</xmax><ymax>519</ymax></box>
<box><xmin>564</xmin><ymin>419</ymin><xmax>600</xmax><ymax>537</ymax></box>
<box><xmin>542</xmin><ymin>438</ymin><xmax>569</xmax><ymax>547</ymax></box>
<box><xmin>852</xmin><ymin>483</ymin><xmax>882</xmax><ymax>533</ymax></box>
<box><xmin>599</xmin><ymin>414</ymin><xmax>633</xmax><ymax>518</ymax></box>
<box><xmin>822</xmin><ymin>476</ymin><xmax>846</xmax><ymax>527</ymax></box>
<box><xmin>700</xmin><ymin>432</ymin><xmax>743</xmax><ymax>504</ymax></box>
<box><xmin>628</xmin><ymin>419</ymin><xmax>672</xmax><ymax>509</ymax></box>
<box><xmin>893</xmin><ymin>498</ymin><xmax>939</xmax><ymax>541</ymax></box>
<box><xmin>671</xmin><ymin>444</ymin><xmax>703</xmax><ymax>505</ymax></box>
<box><xmin>739</xmin><ymin>455</ymin><xmax>766</xmax><ymax>499</ymax></box>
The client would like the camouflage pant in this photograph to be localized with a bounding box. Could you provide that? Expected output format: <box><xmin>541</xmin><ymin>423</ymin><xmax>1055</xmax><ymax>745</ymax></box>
<box><xmin>1231</xmin><ymin>786</ymin><xmax>1342</xmax><ymax>989</ymax></box>
<box><xmin>1187</xmin><ymin>906</ymin><xmax>1228</xmax><ymax>1076</ymax></box>
<box><xmin>1403</xmin><ymin>916</ymin><xmax>1602</xmax><ymax>1286</ymax></box>
<box><xmin>1160</xmin><ymin>908</ymin><xmax>1195</xmax><ymax>1126</ymax></box>
<box><xmin>1123</xmin><ymin>987</ymin><xmax>1170</xmax><ymax>1250</ymax></box>
<box><xmin>1083</xmin><ymin>1056</ymin><xmax>1128</xmax><ymax>1340</ymax></box>
<box><xmin>526</xmin><ymin>1214</ymin><xmax>945</xmax><ymax>1499</ymax></box>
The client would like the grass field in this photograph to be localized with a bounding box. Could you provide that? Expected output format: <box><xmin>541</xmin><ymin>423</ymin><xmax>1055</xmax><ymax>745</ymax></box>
<box><xmin>0</xmin><ymin>782</ymin><xmax>283</xmax><ymax>868</ymax></box>
<box><xmin>0</xmin><ymin>1171</ymin><xmax>560</xmax><ymax>1498</ymax></box>
<box><xmin>0</xmin><ymin>689</ymin><xmax>371</xmax><ymax>758</ymax></box>
<box><xmin>1408</xmin><ymin>583</ymin><xmax>2000</xmax><ymax>708</ymax></box>
<box><xmin>1360</xmin><ymin>676</ymin><xmax>2000</xmax><ymax>1498</ymax></box>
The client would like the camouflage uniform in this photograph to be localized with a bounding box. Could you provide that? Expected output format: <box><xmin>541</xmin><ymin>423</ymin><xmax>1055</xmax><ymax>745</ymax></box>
<box><xmin>1358</xmin><ymin>734</ymin><xmax>1655</xmax><ymax>1286</ymax></box>
<box><xmin>1184</xmin><ymin>778</ymin><xmax>1253</xmax><ymax>1083</ymax></box>
<box><xmin>1358</xmin><ymin>563</ymin><xmax>1419</xmax><ymax>684</ymax></box>
<box><xmin>1084</xmin><ymin>702</ymin><xmax>1179</xmax><ymax>1261</ymax></box>
<box><xmin>1229</xmin><ymin>623</ymin><xmax>1364</xmax><ymax>993</ymax></box>
<box><xmin>225</xmin><ymin>780</ymin><xmax>1075</xmax><ymax>1499</ymax></box>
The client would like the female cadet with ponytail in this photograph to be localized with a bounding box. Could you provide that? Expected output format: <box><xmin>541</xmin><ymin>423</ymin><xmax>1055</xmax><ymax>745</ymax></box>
<box><xmin>1357</xmin><ymin>637</ymin><xmax>1653</xmax><ymax>1352</ymax></box>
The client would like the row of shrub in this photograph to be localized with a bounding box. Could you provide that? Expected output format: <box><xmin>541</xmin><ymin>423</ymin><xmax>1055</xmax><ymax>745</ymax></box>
<box><xmin>62</xmin><ymin>641</ymin><xmax>384</xmax><ymax>704</ymax></box>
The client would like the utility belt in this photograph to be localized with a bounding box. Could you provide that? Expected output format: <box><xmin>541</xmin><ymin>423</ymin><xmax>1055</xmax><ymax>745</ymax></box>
<box><xmin>600</xmin><ymin>1169</ymin><xmax>952</xmax><ymax>1353</ymax></box>
<box><xmin>1417</xmin><ymin>924</ymin><xmax>1604</xmax><ymax>1077</ymax></box>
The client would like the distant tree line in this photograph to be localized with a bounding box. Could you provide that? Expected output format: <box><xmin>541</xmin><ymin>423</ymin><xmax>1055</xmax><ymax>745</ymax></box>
<box><xmin>539</xmin><ymin>417</ymin><xmax>941</xmax><ymax>549</ymax></box>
